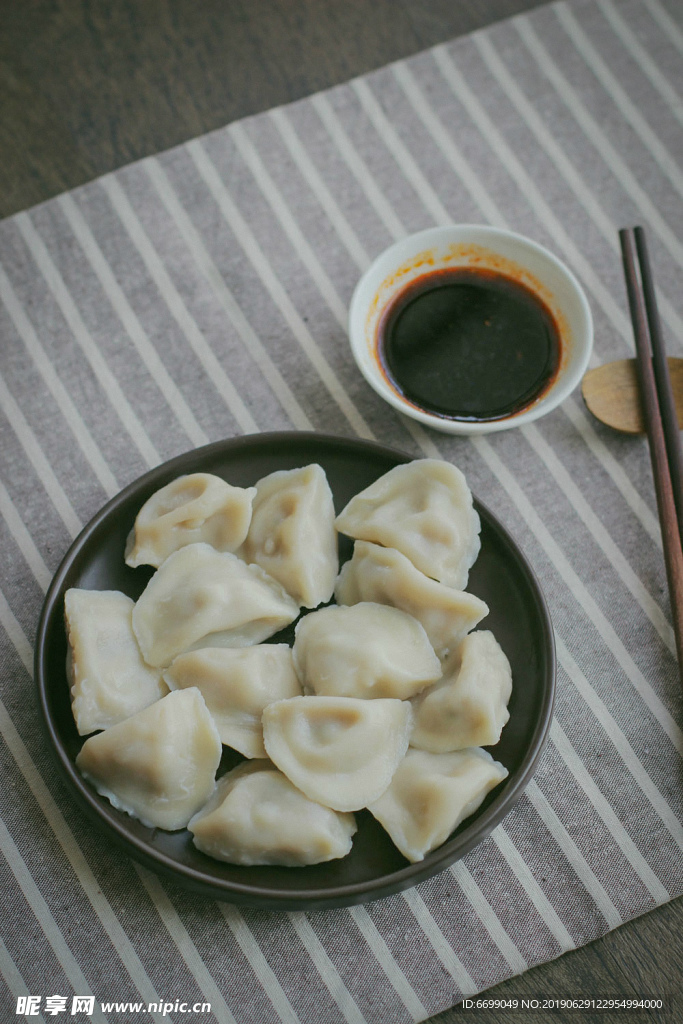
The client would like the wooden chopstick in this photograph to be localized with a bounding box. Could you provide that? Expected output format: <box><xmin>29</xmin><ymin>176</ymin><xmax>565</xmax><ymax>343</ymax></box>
<box><xmin>620</xmin><ymin>226</ymin><xmax>683</xmax><ymax>685</ymax></box>
<box><xmin>634</xmin><ymin>226</ymin><xmax>683</xmax><ymax>538</ymax></box>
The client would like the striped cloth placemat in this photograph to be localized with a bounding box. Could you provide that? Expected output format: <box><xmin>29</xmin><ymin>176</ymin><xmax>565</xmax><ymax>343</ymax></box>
<box><xmin>1</xmin><ymin>0</ymin><xmax>683</xmax><ymax>1020</ymax></box>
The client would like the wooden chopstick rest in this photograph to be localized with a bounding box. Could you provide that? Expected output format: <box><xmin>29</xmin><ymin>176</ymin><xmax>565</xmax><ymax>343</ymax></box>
<box><xmin>582</xmin><ymin>356</ymin><xmax>683</xmax><ymax>434</ymax></box>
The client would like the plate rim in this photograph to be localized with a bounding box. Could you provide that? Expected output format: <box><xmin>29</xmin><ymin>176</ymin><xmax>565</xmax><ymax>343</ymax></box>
<box><xmin>35</xmin><ymin>431</ymin><xmax>556</xmax><ymax>910</ymax></box>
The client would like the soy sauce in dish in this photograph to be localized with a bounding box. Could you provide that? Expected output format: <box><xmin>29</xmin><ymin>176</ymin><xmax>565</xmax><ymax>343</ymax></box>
<box><xmin>377</xmin><ymin>267</ymin><xmax>562</xmax><ymax>422</ymax></box>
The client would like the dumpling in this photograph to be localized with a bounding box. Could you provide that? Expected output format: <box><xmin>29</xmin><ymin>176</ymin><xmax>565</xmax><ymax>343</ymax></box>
<box><xmin>163</xmin><ymin>645</ymin><xmax>302</xmax><ymax>757</ymax></box>
<box><xmin>238</xmin><ymin>464</ymin><xmax>338</xmax><ymax>608</ymax></box>
<box><xmin>125</xmin><ymin>473</ymin><xmax>256</xmax><ymax>568</ymax></box>
<box><xmin>65</xmin><ymin>588</ymin><xmax>167</xmax><ymax>735</ymax></box>
<box><xmin>368</xmin><ymin>747</ymin><xmax>509</xmax><ymax>862</ymax></box>
<box><xmin>334</xmin><ymin>540</ymin><xmax>489</xmax><ymax>659</ymax></box>
<box><xmin>411</xmin><ymin>631</ymin><xmax>512</xmax><ymax>752</ymax></box>
<box><xmin>132</xmin><ymin>543</ymin><xmax>299</xmax><ymax>668</ymax></box>
<box><xmin>189</xmin><ymin>760</ymin><xmax>357</xmax><ymax>866</ymax></box>
<box><xmin>334</xmin><ymin>459</ymin><xmax>481</xmax><ymax>589</ymax></box>
<box><xmin>293</xmin><ymin>602</ymin><xmax>441</xmax><ymax>700</ymax></box>
<box><xmin>262</xmin><ymin>695</ymin><xmax>412</xmax><ymax>811</ymax></box>
<box><xmin>76</xmin><ymin>688</ymin><xmax>222</xmax><ymax>830</ymax></box>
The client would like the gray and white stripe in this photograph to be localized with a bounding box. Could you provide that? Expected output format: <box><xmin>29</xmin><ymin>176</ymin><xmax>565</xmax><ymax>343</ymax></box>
<box><xmin>1</xmin><ymin>1</ymin><xmax>682</xmax><ymax>1021</ymax></box>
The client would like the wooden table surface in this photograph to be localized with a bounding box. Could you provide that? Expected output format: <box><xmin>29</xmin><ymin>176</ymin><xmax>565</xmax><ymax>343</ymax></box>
<box><xmin>1</xmin><ymin>1</ymin><xmax>681</xmax><ymax>1020</ymax></box>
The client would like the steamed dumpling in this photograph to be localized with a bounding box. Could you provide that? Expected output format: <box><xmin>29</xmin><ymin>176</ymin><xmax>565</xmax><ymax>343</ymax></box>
<box><xmin>76</xmin><ymin>688</ymin><xmax>222</xmax><ymax>830</ymax></box>
<box><xmin>125</xmin><ymin>473</ymin><xmax>256</xmax><ymax>568</ymax></box>
<box><xmin>163</xmin><ymin>645</ymin><xmax>302</xmax><ymax>757</ymax></box>
<box><xmin>368</xmin><ymin>747</ymin><xmax>508</xmax><ymax>862</ymax></box>
<box><xmin>262</xmin><ymin>695</ymin><xmax>412</xmax><ymax>811</ymax></box>
<box><xmin>65</xmin><ymin>588</ymin><xmax>167</xmax><ymax>735</ymax></box>
<box><xmin>238</xmin><ymin>464</ymin><xmax>338</xmax><ymax>608</ymax></box>
<box><xmin>411</xmin><ymin>631</ymin><xmax>512</xmax><ymax>752</ymax></box>
<box><xmin>189</xmin><ymin>760</ymin><xmax>357</xmax><ymax>865</ymax></box>
<box><xmin>334</xmin><ymin>459</ymin><xmax>481</xmax><ymax>589</ymax></box>
<box><xmin>293</xmin><ymin>602</ymin><xmax>441</xmax><ymax>700</ymax></box>
<box><xmin>132</xmin><ymin>543</ymin><xmax>299</xmax><ymax>667</ymax></box>
<box><xmin>334</xmin><ymin>540</ymin><xmax>489</xmax><ymax>658</ymax></box>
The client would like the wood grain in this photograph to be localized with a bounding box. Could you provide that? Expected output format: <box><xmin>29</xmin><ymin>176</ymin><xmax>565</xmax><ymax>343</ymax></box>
<box><xmin>0</xmin><ymin>0</ymin><xmax>546</xmax><ymax>218</ymax></box>
<box><xmin>582</xmin><ymin>357</ymin><xmax>683</xmax><ymax>434</ymax></box>
<box><xmin>433</xmin><ymin>898</ymin><xmax>682</xmax><ymax>1024</ymax></box>
<box><xmin>620</xmin><ymin>228</ymin><xmax>683</xmax><ymax>688</ymax></box>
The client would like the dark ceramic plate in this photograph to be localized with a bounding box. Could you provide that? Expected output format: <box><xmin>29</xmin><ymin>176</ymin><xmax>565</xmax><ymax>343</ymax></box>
<box><xmin>35</xmin><ymin>432</ymin><xmax>555</xmax><ymax>910</ymax></box>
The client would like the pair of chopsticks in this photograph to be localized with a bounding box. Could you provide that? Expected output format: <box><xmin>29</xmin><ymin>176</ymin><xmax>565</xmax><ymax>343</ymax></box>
<box><xmin>620</xmin><ymin>226</ymin><xmax>683</xmax><ymax>683</ymax></box>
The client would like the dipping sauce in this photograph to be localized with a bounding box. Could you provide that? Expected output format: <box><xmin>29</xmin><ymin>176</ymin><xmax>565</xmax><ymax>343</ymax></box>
<box><xmin>377</xmin><ymin>267</ymin><xmax>562</xmax><ymax>422</ymax></box>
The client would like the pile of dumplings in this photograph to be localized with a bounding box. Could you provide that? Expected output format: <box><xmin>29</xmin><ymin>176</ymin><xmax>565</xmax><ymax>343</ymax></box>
<box><xmin>65</xmin><ymin>458</ymin><xmax>512</xmax><ymax>869</ymax></box>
